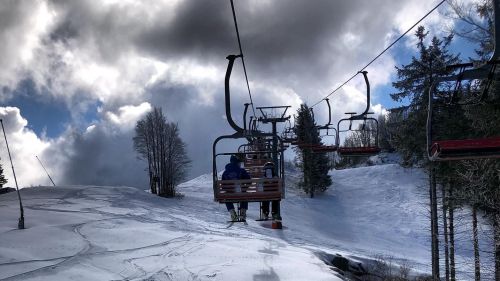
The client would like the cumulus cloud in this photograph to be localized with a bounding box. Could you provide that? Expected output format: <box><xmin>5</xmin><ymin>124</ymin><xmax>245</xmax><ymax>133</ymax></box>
<box><xmin>0</xmin><ymin>0</ymin><xmax>55</xmax><ymax>95</ymax></box>
<box><xmin>0</xmin><ymin>107</ymin><xmax>51</xmax><ymax>187</ymax></box>
<box><xmin>105</xmin><ymin>102</ymin><xmax>152</xmax><ymax>130</ymax></box>
<box><xmin>0</xmin><ymin>0</ymin><xmax>466</xmax><ymax>186</ymax></box>
<box><xmin>41</xmin><ymin>102</ymin><xmax>153</xmax><ymax>187</ymax></box>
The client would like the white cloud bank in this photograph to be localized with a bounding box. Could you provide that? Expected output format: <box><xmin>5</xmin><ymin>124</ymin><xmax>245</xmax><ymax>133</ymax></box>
<box><xmin>0</xmin><ymin>0</ymin><xmax>476</xmax><ymax>186</ymax></box>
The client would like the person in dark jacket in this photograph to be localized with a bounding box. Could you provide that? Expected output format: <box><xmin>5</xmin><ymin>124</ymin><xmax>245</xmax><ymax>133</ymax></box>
<box><xmin>222</xmin><ymin>154</ymin><xmax>251</xmax><ymax>221</ymax></box>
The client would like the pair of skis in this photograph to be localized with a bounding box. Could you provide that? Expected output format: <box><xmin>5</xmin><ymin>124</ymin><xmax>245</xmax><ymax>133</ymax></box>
<box><xmin>226</xmin><ymin>219</ymin><xmax>248</xmax><ymax>228</ymax></box>
<box><xmin>226</xmin><ymin>218</ymin><xmax>282</xmax><ymax>229</ymax></box>
<box><xmin>257</xmin><ymin>214</ymin><xmax>283</xmax><ymax>229</ymax></box>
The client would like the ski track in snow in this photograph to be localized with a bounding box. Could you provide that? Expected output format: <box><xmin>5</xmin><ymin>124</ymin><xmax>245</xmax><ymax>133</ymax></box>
<box><xmin>0</xmin><ymin>180</ymin><xmax>335</xmax><ymax>280</ymax></box>
<box><xmin>0</xmin><ymin>163</ymin><xmax>491</xmax><ymax>280</ymax></box>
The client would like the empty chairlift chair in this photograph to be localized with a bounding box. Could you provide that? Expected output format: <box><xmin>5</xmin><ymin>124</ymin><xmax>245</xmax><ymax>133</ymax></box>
<box><xmin>427</xmin><ymin>0</ymin><xmax>500</xmax><ymax>161</ymax></box>
<box><xmin>311</xmin><ymin>98</ymin><xmax>338</xmax><ymax>153</ymax></box>
<box><xmin>311</xmin><ymin>125</ymin><xmax>338</xmax><ymax>153</ymax></box>
<box><xmin>336</xmin><ymin>71</ymin><xmax>381</xmax><ymax>157</ymax></box>
<box><xmin>427</xmin><ymin>64</ymin><xmax>500</xmax><ymax>161</ymax></box>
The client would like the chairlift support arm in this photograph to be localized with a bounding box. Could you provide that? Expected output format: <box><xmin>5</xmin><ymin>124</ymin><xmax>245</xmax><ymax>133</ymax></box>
<box><xmin>352</xmin><ymin>71</ymin><xmax>371</xmax><ymax>120</ymax></box>
<box><xmin>225</xmin><ymin>54</ymin><xmax>245</xmax><ymax>134</ymax></box>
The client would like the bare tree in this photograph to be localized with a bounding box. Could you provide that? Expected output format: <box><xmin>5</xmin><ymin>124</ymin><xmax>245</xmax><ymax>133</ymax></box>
<box><xmin>133</xmin><ymin>107</ymin><xmax>190</xmax><ymax>197</ymax></box>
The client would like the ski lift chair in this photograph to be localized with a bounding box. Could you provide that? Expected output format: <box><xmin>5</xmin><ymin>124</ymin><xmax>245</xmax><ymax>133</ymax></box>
<box><xmin>427</xmin><ymin>0</ymin><xmax>500</xmax><ymax>161</ymax></box>
<box><xmin>336</xmin><ymin>113</ymin><xmax>380</xmax><ymax>156</ymax></box>
<box><xmin>238</xmin><ymin>140</ymin><xmax>273</xmax><ymax>178</ymax></box>
<box><xmin>427</xmin><ymin>63</ymin><xmax>500</xmax><ymax>161</ymax></box>
<box><xmin>281</xmin><ymin>118</ymin><xmax>298</xmax><ymax>144</ymax></box>
<box><xmin>213</xmin><ymin>138</ymin><xmax>285</xmax><ymax>203</ymax></box>
<box><xmin>335</xmin><ymin>71</ymin><xmax>381</xmax><ymax>157</ymax></box>
<box><xmin>311</xmin><ymin>125</ymin><xmax>338</xmax><ymax>153</ymax></box>
<box><xmin>310</xmin><ymin>98</ymin><xmax>338</xmax><ymax>153</ymax></box>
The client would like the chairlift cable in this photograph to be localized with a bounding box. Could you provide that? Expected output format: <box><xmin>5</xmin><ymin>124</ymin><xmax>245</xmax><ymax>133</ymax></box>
<box><xmin>311</xmin><ymin>0</ymin><xmax>447</xmax><ymax>108</ymax></box>
<box><xmin>230</xmin><ymin>0</ymin><xmax>257</xmax><ymax>118</ymax></box>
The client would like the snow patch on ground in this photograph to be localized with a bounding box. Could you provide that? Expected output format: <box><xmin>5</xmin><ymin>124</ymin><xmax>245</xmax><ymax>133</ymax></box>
<box><xmin>0</xmin><ymin>162</ymin><xmax>488</xmax><ymax>280</ymax></box>
<box><xmin>0</xmin><ymin>185</ymin><xmax>336</xmax><ymax>280</ymax></box>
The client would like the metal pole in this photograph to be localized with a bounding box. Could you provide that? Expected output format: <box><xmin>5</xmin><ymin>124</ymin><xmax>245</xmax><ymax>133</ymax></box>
<box><xmin>36</xmin><ymin>155</ymin><xmax>56</xmax><ymax>187</ymax></box>
<box><xmin>271</xmin><ymin>121</ymin><xmax>279</xmax><ymax>171</ymax></box>
<box><xmin>0</xmin><ymin>119</ymin><xmax>24</xmax><ymax>229</ymax></box>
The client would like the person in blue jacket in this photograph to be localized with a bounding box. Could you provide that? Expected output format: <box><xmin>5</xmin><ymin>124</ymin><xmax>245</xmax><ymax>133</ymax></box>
<box><xmin>222</xmin><ymin>154</ymin><xmax>251</xmax><ymax>221</ymax></box>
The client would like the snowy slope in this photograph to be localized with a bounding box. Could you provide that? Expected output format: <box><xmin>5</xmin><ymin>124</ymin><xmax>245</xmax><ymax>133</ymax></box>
<box><xmin>0</xmin><ymin>163</ymin><xmax>458</xmax><ymax>280</ymax></box>
<box><xmin>0</xmin><ymin>185</ymin><xmax>336</xmax><ymax>280</ymax></box>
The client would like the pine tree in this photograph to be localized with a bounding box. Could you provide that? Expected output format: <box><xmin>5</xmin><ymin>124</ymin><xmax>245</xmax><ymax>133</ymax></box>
<box><xmin>294</xmin><ymin>104</ymin><xmax>332</xmax><ymax>198</ymax></box>
<box><xmin>449</xmin><ymin>2</ymin><xmax>500</xmax><ymax>277</ymax></box>
<box><xmin>0</xmin><ymin>163</ymin><xmax>7</xmax><ymax>188</ymax></box>
<box><xmin>390</xmin><ymin>26</ymin><xmax>461</xmax><ymax>280</ymax></box>
<box><xmin>390</xmin><ymin>26</ymin><xmax>460</xmax><ymax>165</ymax></box>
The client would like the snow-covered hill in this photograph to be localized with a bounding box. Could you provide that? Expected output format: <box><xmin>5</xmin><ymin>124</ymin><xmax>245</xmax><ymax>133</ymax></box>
<box><xmin>0</xmin><ymin>163</ymin><xmax>450</xmax><ymax>280</ymax></box>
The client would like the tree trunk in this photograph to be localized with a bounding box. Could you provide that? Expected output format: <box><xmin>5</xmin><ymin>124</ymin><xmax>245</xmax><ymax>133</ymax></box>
<box><xmin>495</xmin><ymin>209</ymin><xmax>500</xmax><ymax>281</ymax></box>
<box><xmin>430</xmin><ymin>166</ymin><xmax>440</xmax><ymax>280</ymax></box>
<box><xmin>442</xmin><ymin>183</ymin><xmax>450</xmax><ymax>281</ymax></box>
<box><xmin>448</xmin><ymin>183</ymin><xmax>456</xmax><ymax>281</ymax></box>
<box><xmin>472</xmin><ymin>205</ymin><xmax>481</xmax><ymax>281</ymax></box>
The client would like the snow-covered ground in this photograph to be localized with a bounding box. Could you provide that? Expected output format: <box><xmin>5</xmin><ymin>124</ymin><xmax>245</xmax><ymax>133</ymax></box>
<box><xmin>0</xmin><ymin>162</ymin><xmax>482</xmax><ymax>280</ymax></box>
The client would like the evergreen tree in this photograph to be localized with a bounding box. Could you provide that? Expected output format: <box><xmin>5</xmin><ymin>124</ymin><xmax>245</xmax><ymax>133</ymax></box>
<box><xmin>390</xmin><ymin>26</ymin><xmax>460</xmax><ymax>165</ymax></box>
<box><xmin>449</xmin><ymin>2</ymin><xmax>500</xmax><ymax>277</ymax></box>
<box><xmin>0</xmin><ymin>163</ymin><xmax>7</xmax><ymax>188</ymax></box>
<box><xmin>294</xmin><ymin>104</ymin><xmax>332</xmax><ymax>198</ymax></box>
<box><xmin>390</xmin><ymin>26</ymin><xmax>461</xmax><ymax>279</ymax></box>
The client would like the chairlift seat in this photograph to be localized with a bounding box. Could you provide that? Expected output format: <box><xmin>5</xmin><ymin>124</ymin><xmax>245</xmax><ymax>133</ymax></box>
<box><xmin>244</xmin><ymin>158</ymin><xmax>270</xmax><ymax>167</ymax></box>
<box><xmin>214</xmin><ymin>178</ymin><xmax>283</xmax><ymax>203</ymax></box>
<box><xmin>429</xmin><ymin>137</ymin><xmax>500</xmax><ymax>161</ymax></box>
<box><xmin>337</xmin><ymin>146</ymin><xmax>381</xmax><ymax>156</ymax></box>
<box><xmin>246</xmin><ymin>166</ymin><xmax>265</xmax><ymax>178</ymax></box>
<box><xmin>296</xmin><ymin>143</ymin><xmax>321</xmax><ymax>149</ymax></box>
<box><xmin>311</xmin><ymin>145</ymin><xmax>338</xmax><ymax>152</ymax></box>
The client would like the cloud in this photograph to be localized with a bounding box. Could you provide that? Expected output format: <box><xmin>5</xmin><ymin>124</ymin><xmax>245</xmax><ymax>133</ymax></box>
<box><xmin>0</xmin><ymin>0</ymin><xmax>55</xmax><ymax>94</ymax></box>
<box><xmin>0</xmin><ymin>0</ymin><xmax>470</xmax><ymax>186</ymax></box>
<box><xmin>0</xmin><ymin>107</ymin><xmax>51</xmax><ymax>187</ymax></box>
<box><xmin>42</xmin><ymin>102</ymin><xmax>153</xmax><ymax>187</ymax></box>
<box><xmin>105</xmin><ymin>102</ymin><xmax>152</xmax><ymax>130</ymax></box>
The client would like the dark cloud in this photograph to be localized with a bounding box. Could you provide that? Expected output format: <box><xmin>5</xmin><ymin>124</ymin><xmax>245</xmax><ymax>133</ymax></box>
<box><xmin>1</xmin><ymin>0</ymin><xmax>447</xmax><ymax>187</ymax></box>
<box><xmin>45</xmin><ymin>0</ymin><xmax>408</xmax><ymax>96</ymax></box>
<box><xmin>46</xmin><ymin>127</ymin><xmax>148</xmax><ymax>187</ymax></box>
<box><xmin>0</xmin><ymin>0</ymin><xmax>41</xmax><ymax>88</ymax></box>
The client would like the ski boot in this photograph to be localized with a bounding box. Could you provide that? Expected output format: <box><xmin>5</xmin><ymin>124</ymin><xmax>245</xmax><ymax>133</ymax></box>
<box><xmin>229</xmin><ymin>209</ymin><xmax>238</xmax><ymax>222</ymax></box>
<box><xmin>271</xmin><ymin>213</ymin><xmax>282</xmax><ymax>229</ymax></box>
<box><xmin>239</xmin><ymin>209</ymin><xmax>247</xmax><ymax>222</ymax></box>
<box><xmin>262</xmin><ymin>211</ymin><xmax>270</xmax><ymax>221</ymax></box>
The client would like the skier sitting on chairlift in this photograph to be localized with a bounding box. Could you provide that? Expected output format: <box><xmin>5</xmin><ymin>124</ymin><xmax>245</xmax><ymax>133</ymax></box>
<box><xmin>261</xmin><ymin>162</ymin><xmax>281</xmax><ymax>221</ymax></box>
<box><xmin>222</xmin><ymin>154</ymin><xmax>251</xmax><ymax>221</ymax></box>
